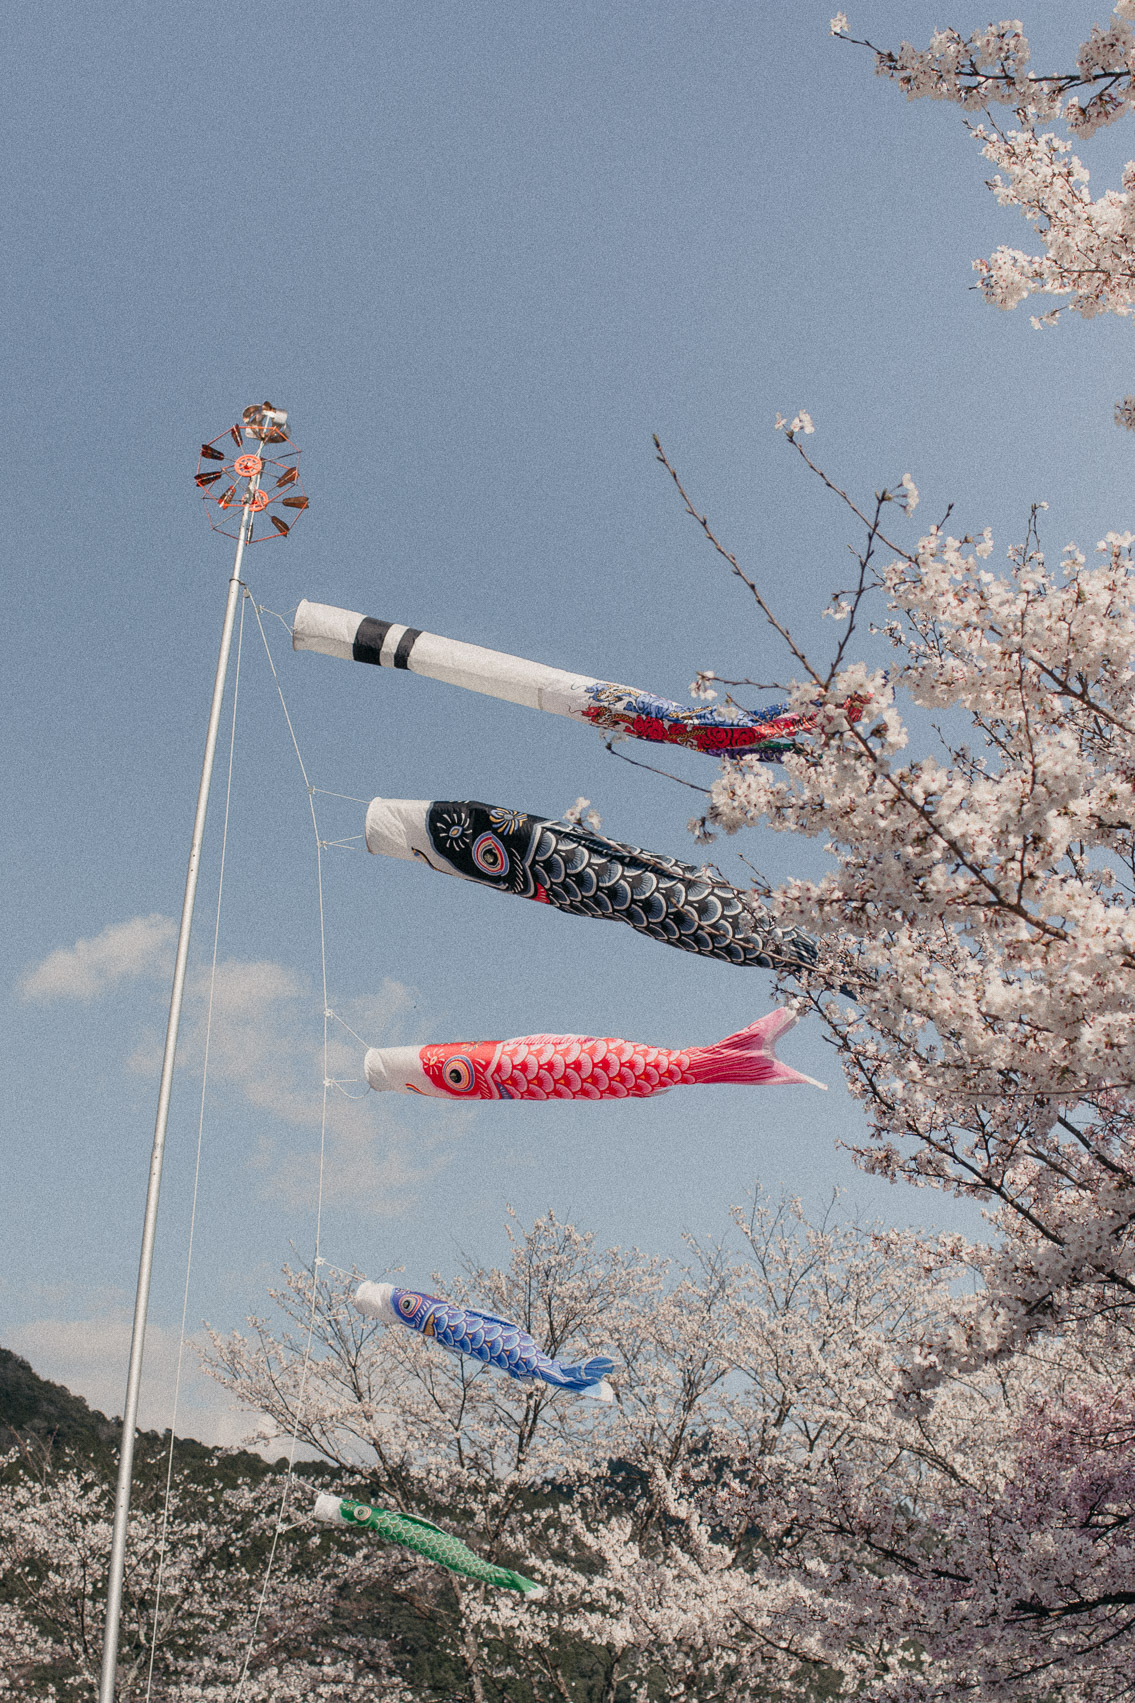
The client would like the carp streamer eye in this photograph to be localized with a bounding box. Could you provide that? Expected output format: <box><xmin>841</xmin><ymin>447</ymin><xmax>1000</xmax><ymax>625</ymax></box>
<box><xmin>399</xmin><ymin>1294</ymin><xmax>417</xmax><ymax>1315</ymax></box>
<box><xmin>443</xmin><ymin>1056</ymin><xmax>476</xmax><ymax>1092</ymax></box>
<box><xmin>472</xmin><ymin>832</ymin><xmax>508</xmax><ymax>876</ymax></box>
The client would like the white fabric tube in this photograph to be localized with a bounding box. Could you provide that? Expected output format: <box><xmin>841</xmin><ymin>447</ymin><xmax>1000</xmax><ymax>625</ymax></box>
<box><xmin>364</xmin><ymin>1044</ymin><xmax>435</xmax><ymax>1095</ymax></box>
<box><xmin>354</xmin><ymin>1280</ymin><xmax>398</xmax><ymax>1322</ymax></box>
<box><xmin>293</xmin><ymin>598</ymin><xmax>595</xmax><ymax>716</ymax></box>
<box><xmin>314</xmin><ymin>1493</ymin><xmax>350</xmax><ymax>1527</ymax></box>
<box><xmin>363</xmin><ymin>798</ymin><xmax>444</xmax><ymax>868</ymax></box>
<box><xmin>403</xmin><ymin>628</ymin><xmax>593</xmax><ymax>714</ymax></box>
<box><xmin>291</xmin><ymin>601</ymin><xmax>362</xmax><ymax>661</ymax></box>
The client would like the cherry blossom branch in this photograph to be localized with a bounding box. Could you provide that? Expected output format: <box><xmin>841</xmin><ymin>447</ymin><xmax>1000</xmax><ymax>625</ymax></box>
<box><xmin>653</xmin><ymin>434</ymin><xmax>822</xmax><ymax>688</ymax></box>
<box><xmin>602</xmin><ymin>739</ymin><xmax>711</xmax><ymax>793</ymax></box>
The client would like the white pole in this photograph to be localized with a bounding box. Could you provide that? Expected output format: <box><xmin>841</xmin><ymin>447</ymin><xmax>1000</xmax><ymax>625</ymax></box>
<box><xmin>97</xmin><ymin>461</ymin><xmax>261</xmax><ymax>1703</ymax></box>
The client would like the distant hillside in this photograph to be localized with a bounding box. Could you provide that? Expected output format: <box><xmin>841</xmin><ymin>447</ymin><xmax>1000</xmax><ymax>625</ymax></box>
<box><xmin>0</xmin><ymin>1346</ymin><xmax>278</xmax><ymax>1482</ymax></box>
<box><xmin>0</xmin><ymin>1344</ymin><xmax>118</xmax><ymax>1452</ymax></box>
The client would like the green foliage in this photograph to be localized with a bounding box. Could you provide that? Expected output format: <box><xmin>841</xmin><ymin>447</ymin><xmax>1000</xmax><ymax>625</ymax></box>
<box><xmin>0</xmin><ymin>1347</ymin><xmax>116</xmax><ymax>1455</ymax></box>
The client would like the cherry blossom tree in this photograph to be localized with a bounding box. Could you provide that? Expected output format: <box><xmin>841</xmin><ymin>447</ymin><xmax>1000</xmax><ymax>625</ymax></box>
<box><xmin>663</xmin><ymin>406</ymin><xmax>1135</xmax><ymax>1374</ymax></box>
<box><xmin>0</xmin><ymin>1449</ymin><xmax>407</xmax><ymax>1702</ymax></box>
<box><xmin>12</xmin><ymin>1207</ymin><xmax>1130</xmax><ymax>1701</ymax></box>
<box><xmin>709</xmin><ymin>1288</ymin><xmax>1135</xmax><ymax>1700</ymax></box>
<box><xmin>835</xmin><ymin>3</ymin><xmax>1135</xmax><ymax>328</ymax></box>
<box><xmin>203</xmin><ymin>1204</ymin><xmax>986</xmax><ymax>1701</ymax></box>
<box><xmin>0</xmin><ymin>1603</ymin><xmax>61</xmax><ymax>1699</ymax></box>
<box><xmin>632</xmin><ymin>242</ymin><xmax>1135</xmax><ymax>1684</ymax></box>
<box><xmin>636</xmin><ymin>25</ymin><xmax>1135</xmax><ymax>1645</ymax></box>
<box><xmin>197</xmin><ymin>1146</ymin><xmax>1135</xmax><ymax>1703</ymax></box>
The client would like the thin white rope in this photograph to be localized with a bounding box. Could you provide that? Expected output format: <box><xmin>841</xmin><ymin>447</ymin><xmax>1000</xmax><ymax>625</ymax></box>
<box><xmin>144</xmin><ymin>590</ymin><xmax>247</xmax><ymax>1698</ymax></box>
<box><xmin>252</xmin><ymin>602</ymin><xmax>295</xmax><ymax>637</ymax></box>
<box><xmin>232</xmin><ymin>590</ymin><xmax>331</xmax><ymax>1696</ymax></box>
<box><xmin>328</xmin><ymin>1009</ymin><xmax>378</xmax><ymax>1050</ymax></box>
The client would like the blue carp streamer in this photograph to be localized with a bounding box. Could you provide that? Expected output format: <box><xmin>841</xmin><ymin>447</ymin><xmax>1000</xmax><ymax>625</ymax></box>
<box><xmin>355</xmin><ymin>1280</ymin><xmax>616</xmax><ymax>1400</ymax></box>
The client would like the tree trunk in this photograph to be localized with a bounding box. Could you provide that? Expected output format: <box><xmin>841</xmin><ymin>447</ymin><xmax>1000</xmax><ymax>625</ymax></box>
<box><xmin>457</xmin><ymin>1593</ymin><xmax>487</xmax><ymax>1703</ymax></box>
<box><xmin>601</xmin><ymin>1653</ymin><xmax>621</xmax><ymax>1703</ymax></box>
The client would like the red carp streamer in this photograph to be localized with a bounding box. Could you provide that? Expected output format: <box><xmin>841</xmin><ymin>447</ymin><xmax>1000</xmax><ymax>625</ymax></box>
<box><xmin>364</xmin><ymin>1009</ymin><xmax>826</xmax><ymax>1101</ymax></box>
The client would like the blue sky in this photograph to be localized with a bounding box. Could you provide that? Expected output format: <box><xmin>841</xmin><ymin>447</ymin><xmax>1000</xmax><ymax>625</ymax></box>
<box><xmin>4</xmin><ymin>1</ymin><xmax>1132</xmax><ymax>1440</ymax></box>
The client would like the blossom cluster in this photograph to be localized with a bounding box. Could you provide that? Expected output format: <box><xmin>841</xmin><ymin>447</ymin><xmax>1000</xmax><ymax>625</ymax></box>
<box><xmin>705</xmin><ymin>518</ymin><xmax>1135</xmax><ymax>1374</ymax></box>
<box><xmin>857</xmin><ymin>7</ymin><xmax>1135</xmax><ymax>325</ymax></box>
<box><xmin>867</xmin><ymin>11</ymin><xmax>1135</xmax><ymax>131</ymax></box>
<box><xmin>973</xmin><ymin>125</ymin><xmax>1135</xmax><ymax>323</ymax></box>
<box><xmin>196</xmin><ymin>1203</ymin><xmax>1135</xmax><ymax>1700</ymax></box>
<box><xmin>0</xmin><ymin>1461</ymin><xmax>409</xmax><ymax>1702</ymax></box>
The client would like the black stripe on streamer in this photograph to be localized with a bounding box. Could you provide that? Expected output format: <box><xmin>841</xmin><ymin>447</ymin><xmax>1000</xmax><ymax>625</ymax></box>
<box><xmin>354</xmin><ymin>617</ymin><xmax>393</xmax><ymax>667</ymax></box>
<box><xmin>393</xmin><ymin>628</ymin><xmax>422</xmax><ymax>669</ymax></box>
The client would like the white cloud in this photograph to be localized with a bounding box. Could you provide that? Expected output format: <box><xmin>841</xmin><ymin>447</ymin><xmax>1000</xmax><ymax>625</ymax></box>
<box><xmin>126</xmin><ymin>957</ymin><xmax>317</xmax><ymax>1123</ymax></box>
<box><xmin>22</xmin><ymin>917</ymin><xmax>459</xmax><ymax>1217</ymax></box>
<box><xmin>263</xmin><ymin>1103</ymin><xmax>460</xmax><ymax>1216</ymax></box>
<box><xmin>128</xmin><ymin>959</ymin><xmax>462</xmax><ymax>1217</ymax></box>
<box><xmin>5</xmin><ymin>1313</ymin><xmax>263</xmax><ymax>1450</ymax></box>
<box><xmin>21</xmin><ymin>913</ymin><xmax>175</xmax><ymax>1003</ymax></box>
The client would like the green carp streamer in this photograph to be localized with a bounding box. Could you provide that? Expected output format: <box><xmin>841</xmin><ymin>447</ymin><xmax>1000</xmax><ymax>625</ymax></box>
<box><xmin>313</xmin><ymin>1493</ymin><xmax>546</xmax><ymax>1599</ymax></box>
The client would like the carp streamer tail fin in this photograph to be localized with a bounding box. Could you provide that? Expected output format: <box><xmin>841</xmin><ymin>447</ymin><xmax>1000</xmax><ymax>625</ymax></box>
<box><xmin>507</xmin><ymin>1573</ymin><xmax>548</xmax><ymax>1598</ymax></box>
<box><xmin>686</xmin><ymin>1009</ymin><xmax>826</xmax><ymax>1089</ymax></box>
<box><xmin>552</xmin><ymin>1354</ymin><xmax>617</xmax><ymax>1399</ymax></box>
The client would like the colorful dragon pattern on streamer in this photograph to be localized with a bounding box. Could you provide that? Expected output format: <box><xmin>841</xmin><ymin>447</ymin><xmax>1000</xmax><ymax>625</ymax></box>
<box><xmin>579</xmin><ymin>683</ymin><xmax>868</xmax><ymax>756</ymax></box>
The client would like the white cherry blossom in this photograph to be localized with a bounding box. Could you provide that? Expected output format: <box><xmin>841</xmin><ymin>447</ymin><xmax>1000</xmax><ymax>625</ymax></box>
<box><xmin>846</xmin><ymin>9</ymin><xmax>1135</xmax><ymax>328</ymax></box>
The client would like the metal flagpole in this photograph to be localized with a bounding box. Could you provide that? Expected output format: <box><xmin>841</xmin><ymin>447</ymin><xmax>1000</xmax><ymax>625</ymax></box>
<box><xmin>98</xmin><ymin>404</ymin><xmax>306</xmax><ymax>1703</ymax></box>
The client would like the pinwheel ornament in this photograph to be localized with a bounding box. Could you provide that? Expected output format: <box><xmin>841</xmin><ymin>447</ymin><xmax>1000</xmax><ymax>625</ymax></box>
<box><xmin>194</xmin><ymin>401</ymin><xmax>309</xmax><ymax>542</ymax></box>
